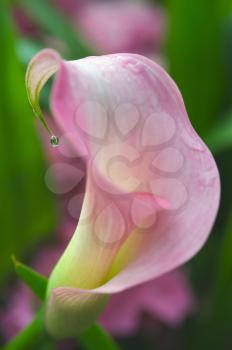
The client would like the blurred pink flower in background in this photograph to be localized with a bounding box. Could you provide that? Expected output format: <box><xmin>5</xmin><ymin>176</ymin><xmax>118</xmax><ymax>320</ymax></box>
<box><xmin>13</xmin><ymin>0</ymin><xmax>165</xmax><ymax>59</ymax></box>
<box><xmin>100</xmin><ymin>270</ymin><xmax>196</xmax><ymax>336</ymax></box>
<box><xmin>75</xmin><ymin>2</ymin><xmax>165</xmax><ymax>55</ymax></box>
<box><xmin>0</xmin><ymin>284</ymin><xmax>32</xmax><ymax>341</ymax></box>
<box><xmin>53</xmin><ymin>0</ymin><xmax>85</xmax><ymax>15</ymax></box>
<box><xmin>12</xmin><ymin>6</ymin><xmax>40</xmax><ymax>37</ymax></box>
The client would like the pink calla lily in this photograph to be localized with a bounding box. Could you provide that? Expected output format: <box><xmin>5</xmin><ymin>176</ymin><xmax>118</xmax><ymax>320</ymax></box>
<box><xmin>26</xmin><ymin>49</ymin><xmax>220</xmax><ymax>338</ymax></box>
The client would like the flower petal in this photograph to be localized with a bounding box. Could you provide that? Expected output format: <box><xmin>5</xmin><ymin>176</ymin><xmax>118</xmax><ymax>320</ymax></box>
<box><xmin>25</xmin><ymin>49</ymin><xmax>61</xmax><ymax>134</ymax></box>
<box><xmin>26</xmin><ymin>50</ymin><xmax>220</xmax><ymax>337</ymax></box>
<box><xmin>50</xmin><ymin>53</ymin><xmax>220</xmax><ymax>291</ymax></box>
<box><xmin>46</xmin><ymin>287</ymin><xmax>108</xmax><ymax>338</ymax></box>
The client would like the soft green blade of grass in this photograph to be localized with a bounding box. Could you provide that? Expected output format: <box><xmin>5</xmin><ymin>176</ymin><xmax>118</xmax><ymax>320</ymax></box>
<box><xmin>205</xmin><ymin>111</ymin><xmax>232</xmax><ymax>154</ymax></box>
<box><xmin>16</xmin><ymin>38</ymin><xmax>45</xmax><ymax>65</ymax></box>
<box><xmin>207</xmin><ymin>212</ymin><xmax>232</xmax><ymax>348</ymax></box>
<box><xmin>167</xmin><ymin>0</ymin><xmax>224</xmax><ymax>135</ymax></box>
<box><xmin>12</xmin><ymin>256</ymin><xmax>47</xmax><ymax>300</ymax></box>
<box><xmin>183</xmin><ymin>212</ymin><xmax>232</xmax><ymax>350</ymax></box>
<box><xmin>2</xmin><ymin>308</ymin><xmax>47</xmax><ymax>350</ymax></box>
<box><xmin>0</xmin><ymin>2</ymin><xmax>56</xmax><ymax>282</ymax></box>
<box><xmin>79</xmin><ymin>323</ymin><xmax>120</xmax><ymax>350</ymax></box>
<box><xmin>19</xmin><ymin>0</ymin><xmax>93</xmax><ymax>59</ymax></box>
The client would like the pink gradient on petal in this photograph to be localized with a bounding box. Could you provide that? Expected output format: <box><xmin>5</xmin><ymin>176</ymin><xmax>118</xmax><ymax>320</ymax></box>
<box><xmin>100</xmin><ymin>270</ymin><xmax>196</xmax><ymax>336</ymax></box>
<box><xmin>51</xmin><ymin>53</ymin><xmax>220</xmax><ymax>289</ymax></box>
<box><xmin>24</xmin><ymin>49</ymin><xmax>220</xmax><ymax>337</ymax></box>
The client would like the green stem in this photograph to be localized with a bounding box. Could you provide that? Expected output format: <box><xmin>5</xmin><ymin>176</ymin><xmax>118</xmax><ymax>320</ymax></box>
<box><xmin>4</xmin><ymin>264</ymin><xmax>120</xmax><ymax>349</ymax></box>
<box><xmin>2</xmin><ymin>310</ymin><xmax>120</xmax><ymax>350</ymax></box>
<box><xmin>78</xmin><ymin>323</ymin><xmax>121</xmax><ymax>350</ymax></box>
<box><xmin>2</xmin><ymin>308</ymin><xmax>47</xmax><ymax>350</ymax></box>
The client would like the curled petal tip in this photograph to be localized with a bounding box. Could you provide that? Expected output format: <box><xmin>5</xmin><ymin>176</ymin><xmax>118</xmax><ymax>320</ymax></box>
<box><xmin>25</xmin><ymin>49</ymin><xmax>61</xmax><ymax>135</ymax></box>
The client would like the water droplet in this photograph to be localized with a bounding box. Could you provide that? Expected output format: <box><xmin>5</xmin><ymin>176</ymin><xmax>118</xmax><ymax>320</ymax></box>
<box><xmin>50</xmin><ymin>135</ymin><xmax>59</xmax><ymax>148</ymax></box>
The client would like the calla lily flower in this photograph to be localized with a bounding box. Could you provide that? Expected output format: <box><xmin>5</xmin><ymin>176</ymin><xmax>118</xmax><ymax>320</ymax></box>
<box><xmin>26</xmin><ymin>49</ymin><xmax>220</xmax><ymax>338</ymax></box>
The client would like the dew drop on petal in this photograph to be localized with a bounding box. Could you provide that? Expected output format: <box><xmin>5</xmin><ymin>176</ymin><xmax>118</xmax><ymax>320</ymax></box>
<box><xmin>50</xmin><ymin>135</ymin><xmax>59</xmax><ymax>147</ymax></box>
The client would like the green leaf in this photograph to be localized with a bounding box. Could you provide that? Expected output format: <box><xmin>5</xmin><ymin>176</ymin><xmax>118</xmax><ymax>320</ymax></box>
<box><xmin>79</xmin><ymin>323</ymin><xmax>121</xmax><ymax>350</ymax></box>
<box><xmin>19</xmin><ymin>0</ymin><xmax>93</xmax><ymax>60</ymax></box>
<box><xmin>205</xmin><ymin>111</ymin><xmax>232</xmax><ymax>154</ymax></box>
<box><xmin>2</xmin><ymin>307</ymin><xmax>47</xmax><ymax>350</ymax></box>
<box><xmin>3</xmin><ymin>312</ymin><xmax>121</xmax><ymax>350</ymax></box>
<box><xmin>16</xmin><ymin>38</ymin><xmax>45</xmax><ymax>66</ymax></box>
<box><xmin>0</xmin><ymin>2</ymin><xmax>56</xmax><ymax>283</ymax></box>
<box><xmin>166</xmin><ymin>0</ymin><xmax>224</xmax><ymax>135</ymax></box>
<box><xmin>208</xmin><ymin>211</ymin><xmax>232</xmax><ymax>348</ymax></box>
<box><xmin>185</xmin><ymin>212</ymin><xmax>232</xmax><ymax>350</ymax></box>
<box><xmin>12</xmin><ymin>256</ymin><xmax>48</xmax><ymax>300</ymax></box>
<box><xmin>213</xmin><ymin>214</ymin><xmax>232</xmax><ymax>302</ymax></box>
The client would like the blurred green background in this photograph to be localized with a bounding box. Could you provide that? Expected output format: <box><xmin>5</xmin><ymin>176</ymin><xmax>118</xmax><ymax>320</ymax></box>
<box><xmin>1</xmin><ymin>0</ymin><xmax>232</xmax><ymax>349</ymax></box>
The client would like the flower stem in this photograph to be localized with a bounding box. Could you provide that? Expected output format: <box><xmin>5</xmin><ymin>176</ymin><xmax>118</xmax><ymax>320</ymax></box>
<box><xmin>78</xmin><ymin>323</ymin><xmax>121</xmax><ymax>350</ymax></box>
<box><xmin>2</xmin><ymin>308</ymin><xmax>120</xmax><ymax>350</ymax></box>
<box><xmin>2</xmin><ymin>308</ymin><xmax>47</xmax><ymax>350</ymax></box>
